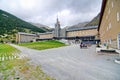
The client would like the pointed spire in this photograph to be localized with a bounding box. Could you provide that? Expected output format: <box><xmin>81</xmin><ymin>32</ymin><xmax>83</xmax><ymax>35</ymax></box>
<box><xmin>57</xmin><ymin>14</ymin><xmax>59</xmax><ymax>23</ymax></box>
<box><xmin>56</xmin><ymin>14</ymin><xmax>60</xmax><ymax>24</ymax></box>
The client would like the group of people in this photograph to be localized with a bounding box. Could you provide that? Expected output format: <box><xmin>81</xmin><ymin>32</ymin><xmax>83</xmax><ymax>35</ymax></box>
<box><xmin>80</xmin><ymin>42</ymin><xmax>87</xmax><ymax>48</ymax></box>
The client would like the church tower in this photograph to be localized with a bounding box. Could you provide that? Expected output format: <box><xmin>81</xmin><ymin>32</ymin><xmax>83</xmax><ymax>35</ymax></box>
<box><xmin>54</xmin><ymin>17</ymin><xmax>61</xmax><ymax>38</ymax></box>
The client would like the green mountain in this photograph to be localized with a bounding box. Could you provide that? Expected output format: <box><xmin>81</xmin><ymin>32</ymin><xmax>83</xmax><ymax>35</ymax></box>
<box><xmin>85</xmin><ymin>13</ymin><xmax>100</xmax><ymax>27</ymax></box>
<box><xmin>31</xmin><ymin>23</ymin><xmax>51</xmax><ymax>32</ymax></box>
<box><xmin>0</xmin><ymin>9</ymin><xmax>45</xmax><ymax>35</ymax></box>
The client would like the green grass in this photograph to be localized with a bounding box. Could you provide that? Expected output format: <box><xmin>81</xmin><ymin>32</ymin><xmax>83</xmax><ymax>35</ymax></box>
<box><xmin>0</xmin><ymin>58</ymin><xmax>55</xmax><ymax>80</ymax></box>
<box><xmin>0</xmin><ymin>44</ymin><xmax>19</xmax><ymax>60</ymax></box>
<box><xmin>18</xmin><ymin>40</ymin><xmax>66</xmax><ymax>50</ymax></box>
<box><xmin>0</xmin><ymin>44</ymin><xmax>55</xmax><ymax>80</ymax></box>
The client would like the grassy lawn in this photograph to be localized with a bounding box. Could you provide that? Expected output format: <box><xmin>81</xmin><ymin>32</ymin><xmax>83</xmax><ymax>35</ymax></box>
<box><xmin>0</xmin><ymin>43</ymin><xmax>19</xmax><ymax>61</ymax></box>
<box><xmin>0</xmin><ymin>44</ymin><xmax>55</xmax><ymax>80</ymax></box>
<box><xmin>18</xmin><ymin>40</ymin><xmax>66</xmax><ymax>50</ymax></box>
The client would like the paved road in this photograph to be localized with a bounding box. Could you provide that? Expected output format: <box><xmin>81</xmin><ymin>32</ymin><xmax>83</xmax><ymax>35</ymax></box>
<box><xmin>10</xmin><ymin>44</ymin><xmax>120</xmax><ymax>80</ymax></box>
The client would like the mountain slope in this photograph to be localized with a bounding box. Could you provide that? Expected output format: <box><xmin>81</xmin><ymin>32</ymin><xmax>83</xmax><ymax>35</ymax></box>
<box><xmin>31</xmin><ymin>23</ymin><xmax>55</xmax><ymax>32</ymax></box>
<box><xmin>85</xmin><ymin>13</ymin><xmax>100</xmax><ymax>27</ymax></box>
<box><xmin>66</xmin><ymin>22</ymin><xmax>89</xmax><ymax>30</ymax></box>
<box><xmin>65</xmin><ymin>13</ymin><xmax>100</xmax><ymax>30</ymax></box>
<box><xmin>31</xmin><ymin>23</ymin><xmax>51</xmax><ymax>32</ymax></box>
<box><xmin>0</xmin><ymin>9</ymin><xmax>45</xmax><ymax>35</ymax></box>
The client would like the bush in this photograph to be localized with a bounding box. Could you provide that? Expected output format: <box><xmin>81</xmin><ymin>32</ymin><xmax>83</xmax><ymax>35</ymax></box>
<box><xmin>30</xmin><ymin>40</ymin><xmax>33</xmax><ymax>42</ymax></box>
<box><xmin>11</xmin><ymin>40</ymin><xmax>16</xmax><ymax>43</ymax></box>
<box><xmin>0</xmin><ymin>39</ymin><xmax>4</xmax><ymax>43</ymax></box>
<box><xmin>96</xmin><ymin>43</ymin><xmax>100</xmax><ymax>47</ymax></box>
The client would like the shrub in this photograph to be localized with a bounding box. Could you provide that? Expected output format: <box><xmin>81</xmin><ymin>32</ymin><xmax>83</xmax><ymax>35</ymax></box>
<box><xmin>11</xmin><ymin>40</ymin><xmax>16</xmax><ymax>43</ymax></box>
<box><xmin>0</xmin><ymin>39</ymin><xmax>4</xmax><ymax>43</ymax></box>
<box><xmin>96</xmin><ymin>43</ymin><xmax>100</xmax><ymax>47</ymax></box>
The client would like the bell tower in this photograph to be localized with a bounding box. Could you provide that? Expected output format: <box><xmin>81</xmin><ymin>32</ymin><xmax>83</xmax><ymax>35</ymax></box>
<box><xmin>54</xmin><ymin>16</ymin><xmax>61</xmax><ymax>38</ymax></box>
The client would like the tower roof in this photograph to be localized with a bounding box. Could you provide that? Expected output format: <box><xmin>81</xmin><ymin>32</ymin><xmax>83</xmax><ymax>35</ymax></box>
<box><xmin>56</xmin><ymin>16</ymin><xmax>60</xmax><ymax>24</ymax></box>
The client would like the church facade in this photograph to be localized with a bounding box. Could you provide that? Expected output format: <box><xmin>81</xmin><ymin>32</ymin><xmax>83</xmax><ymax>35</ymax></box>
<box><xmin>54</xmin><ymin>17</ymin><xmax>61</xmax><ymax>38</ymax></box>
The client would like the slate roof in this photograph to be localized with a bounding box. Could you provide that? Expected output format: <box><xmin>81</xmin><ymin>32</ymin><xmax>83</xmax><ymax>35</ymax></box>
<box><xmin>38</xmin><ymin>32</ymin><xmax>53</xmax><ymax>35</ymax></box>
<box><xmin>18</xmin><ymin>32</ymin><xmax>37</xmax><ymax>36</ymax></box>
<box><xmin>66</xmin><ymin>26</ymin><xmax>98</xmax><ymax>32</ymax></box>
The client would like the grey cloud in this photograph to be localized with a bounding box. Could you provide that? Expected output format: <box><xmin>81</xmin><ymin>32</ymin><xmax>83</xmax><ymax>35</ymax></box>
<box><xmin>0</xmin><ymin>0</ymin><xmax>102</xmax><ymax>27</ymax></box>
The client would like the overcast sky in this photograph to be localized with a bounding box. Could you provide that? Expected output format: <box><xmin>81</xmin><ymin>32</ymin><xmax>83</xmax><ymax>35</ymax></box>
<box><xmin>0</xmin><ymin>0</ymin><xmax>102</xmax><ymax>28</ymax></box>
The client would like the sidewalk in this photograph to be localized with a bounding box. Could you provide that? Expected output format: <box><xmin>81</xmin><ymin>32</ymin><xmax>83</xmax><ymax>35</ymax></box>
<box><xmin>96</xmin><ymin>45</ymin><xmax>120</xmax><ymax>64</ymax></box>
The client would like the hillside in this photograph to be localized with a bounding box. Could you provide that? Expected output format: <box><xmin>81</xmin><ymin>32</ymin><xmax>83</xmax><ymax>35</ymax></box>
<box><xmin>66</xmin><ymin>22</ymin><xmax>89</xmax><ymax>30</ymax></box>
<box><xmin>85</xmin><ymin>13</ymin><xmax>100</xmax><ymax>27</ymax></box>
<box><xmin>0</xmin><ymin>9</ymin><xmax>45</xmax><ymax>35</ymax></box>
<box><xmin>31</xmin><ymin>23</ymin><xmax>55</xmax><ymax>32</ymax></box>
<box><xmin>65</xmin><ymin>13</ymin><xmax>100</xmax><ymax>30</ymax></box>
<box><xmin>31</xmin><ymin>23</ymin><xmax>51</xmax><ymax>32</ymax></box>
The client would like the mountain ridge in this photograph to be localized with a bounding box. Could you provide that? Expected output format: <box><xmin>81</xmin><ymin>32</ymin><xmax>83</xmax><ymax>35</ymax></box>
<box><xmin>65</xmin><ymin>13</ymin><xmax>100</xmax><ymax>30</ymax></box>
<box><xmin>0</xmin><ymin>9</ymin><xmax>45</xmax><ymax>35</ymax></box>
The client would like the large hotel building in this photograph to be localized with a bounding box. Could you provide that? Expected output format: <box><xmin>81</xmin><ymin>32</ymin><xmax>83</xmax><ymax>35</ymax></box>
<box><xmin>98</xmin><ymin>0</ymin><xmax>120</xmax><ymax>49</ymax></box>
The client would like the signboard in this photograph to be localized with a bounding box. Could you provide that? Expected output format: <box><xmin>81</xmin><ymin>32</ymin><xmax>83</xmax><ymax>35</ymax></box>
<box><xmin>118</xmin><ymin>33</ymin><xmax>120</xmax><ymax>49</ymax></box>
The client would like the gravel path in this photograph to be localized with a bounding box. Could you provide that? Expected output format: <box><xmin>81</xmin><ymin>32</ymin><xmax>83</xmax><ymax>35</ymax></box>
<box><xmin>10</xmin><ymin>44</ymin><xmax>120</xmax><ymax>80</ymax></box>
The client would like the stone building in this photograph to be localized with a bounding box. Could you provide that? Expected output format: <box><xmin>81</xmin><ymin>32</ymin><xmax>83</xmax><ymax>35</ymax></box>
<box><xmin>98</xmin><ymin>0</ymin><xmax>120</xmax><ymax>49</ymax></box>
<box><xmin>38</xmin><ymin>32</ymin><xmax>53</xmax><ymax>40</ymax></box>
<box><xmin>16</xmin><ymin>17</ymin><xmax>99</xmax><ymax>43</ymax></box>
<box><xmin>66</xmin><ymin>26</ymin><xmax>99</xmax><ymax>43</ymax></box>
<box><xmin>16</xmin><ymin>32</ymin><xmax>39</xmax><ymax>43</ymax></box>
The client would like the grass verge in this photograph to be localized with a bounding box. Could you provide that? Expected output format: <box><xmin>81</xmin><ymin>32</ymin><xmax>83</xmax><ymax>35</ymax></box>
<box><xmin>0</xmin><ymin>43</ymin><xmax>19</xmax><ymax>58</ymax></box>
<box><xmin>0</xmin><ymin>43</ymin><xmax>20</xmax><ymax>61</ymax></box>
<box><xmin>0</xmin><ymin>58</ymin><xmax>55</xmax><ymax>80</ymax></box>
<box><xmin>0</xmin><ymin>44</ymin><xmax>55</xmax><ymax>80</ymax></box>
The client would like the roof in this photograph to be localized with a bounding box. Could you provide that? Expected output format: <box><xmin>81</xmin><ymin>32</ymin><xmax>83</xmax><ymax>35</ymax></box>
<box><xmin>18</xmin><ymin>32</ymin><xmax>37</xmax><ymax>36</ymax></box>
<box><xmin>66</xmin><ymin>26</ymin><xmax>98</xmax><ymax>32</ymax></box>
<box><xmin>98</xmin><ymin>0</ymin><xmax>107</xmax><ymax>31</ymax></box>
<box><xmin>39</xmin><ymin>32</ymin><xmax>53</xmax><ymax>35</ymax></box>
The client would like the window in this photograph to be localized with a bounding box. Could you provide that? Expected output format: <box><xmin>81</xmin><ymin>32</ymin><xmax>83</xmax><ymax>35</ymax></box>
<box><xmin>117</xmin><ymin>12</ymin><xmax>120</xmax><ymax>22</ymax></box>
<box><xmin>108</xmin><ymin>22</ymin><xmax>111</xmax><ymax>29</ymax></box>
<box><xmin>106</xmin><ymin>26</ymin><xmax>108</xmax><ymax>31</ymax></box>
<box><xmin>106</xmin><ymin>15</ymin><xmax>108</xmax><ymax>19</ymax></box>
<box><xmin>117</xmin><ymin>33</ymin><xmax>120</xmax><ymax>49</ymax></box>
<box><xmin>108</xmin><ymin>8</ymin><xmax>110</xmax><ymax>15</ymax></box>
<box><xmin>112</xmin><ymin>2</ymin><xmax>114</xmax><ymax>8</ymax></box>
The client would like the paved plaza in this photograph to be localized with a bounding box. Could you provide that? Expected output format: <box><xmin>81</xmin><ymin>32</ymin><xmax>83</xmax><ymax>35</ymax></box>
<box><xmin>11</xmin><ymin>44</ymin><xmax>120</xmax><ymax>80</ymax></box>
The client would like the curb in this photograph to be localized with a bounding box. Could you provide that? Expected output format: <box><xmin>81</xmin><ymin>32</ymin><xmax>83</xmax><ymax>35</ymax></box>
<box><xmin>115</xmin><ymin>59</ymin><xmax>120</xmax><ymax>64</ymax></box>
